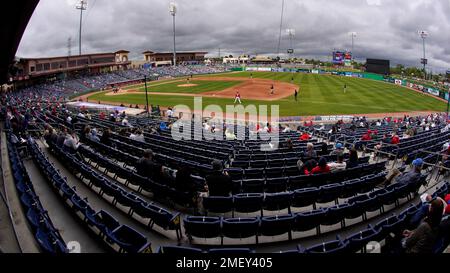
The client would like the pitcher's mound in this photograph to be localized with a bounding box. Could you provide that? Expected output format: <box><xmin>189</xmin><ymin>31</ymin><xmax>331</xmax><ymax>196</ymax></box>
<box><xmin>178</xmin><ymin>84</ymin><xmax>198</xmax><ymax>87</ymax></box>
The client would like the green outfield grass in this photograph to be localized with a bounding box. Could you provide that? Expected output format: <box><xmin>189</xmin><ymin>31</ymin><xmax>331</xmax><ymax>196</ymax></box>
<box><xmin>88</xmin><ymin>72</ymin><xmax>447</xmax><ymax>116</ymax></box>
<box><xmin>123</xmin><ymin>80</ymin><xmax>243</xmax><ymax>94</ymax></box>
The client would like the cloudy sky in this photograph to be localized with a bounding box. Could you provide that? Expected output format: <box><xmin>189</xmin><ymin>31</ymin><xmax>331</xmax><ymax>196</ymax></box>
<box><xmin>16</xmin><ymin>0</ymin><xmax>450</xmax><ymax>72</ymax></box>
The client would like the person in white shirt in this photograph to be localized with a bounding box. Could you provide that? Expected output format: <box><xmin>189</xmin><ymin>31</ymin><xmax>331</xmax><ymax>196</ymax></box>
<box><xmin>63</xmin><ymin>131</ymin><xmax>80</xmax><ymax>152</ymax></box>
<box><xmin>131</xmin><ymin>130</ymin><xmax>145</xmax><ymax>142</ymax></box>
<box><xmin>225</xmin><ymin>128</ymin><xmax>236</xmax><ymax>140</ymax></box>
<box><xmin>77</xmin><ymin>112</ymin><xmax>85</xmax><ymax>118</ymax></box>
<box><xmin>282</xmin><ymin>125</ymin><xmax>291</xmax><ymax>133</ymax></box>
<box><xmin>329</xmin><ymin>154</ymin><xmax>347</xmax><ymax>172</ymax></box>
<box><xmin>122</xmin><ymin>117</ymin><xmax>129</xmax><ymax>126</ymax></box>
<box><xmin>203</xmin><ymin>121</ymin><xmax>211</xmax><ymax>131</ymax></box>
<box><xmin>167</xmin><ymin>108</ymin><xmax>174</xmax><ymax>117</ymax></box>
<box><xmin>66</xmin><ymin>116</ymin><xmax>72</xmax><ymax>124</ymax></box>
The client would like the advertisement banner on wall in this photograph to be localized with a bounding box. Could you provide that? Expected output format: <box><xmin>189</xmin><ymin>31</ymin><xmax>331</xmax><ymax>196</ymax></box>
<box><xmin>311</xmin><ymin>70</ymin><xmax>319</xmax><ymax>74</ymax></box>
<box><xmin>445</xmin><ymin>92</ymin><xmax>449</xmax><ymax>101</ymax></box>
<box><xmin>426</xmin><ymin>88</ymin><xmax>440</xmax><ymax>97</ymax></box>
<box><xmin>394</xmin><ymin>79</ymin><xmax>402</xmax><ymax>85</ymax></box>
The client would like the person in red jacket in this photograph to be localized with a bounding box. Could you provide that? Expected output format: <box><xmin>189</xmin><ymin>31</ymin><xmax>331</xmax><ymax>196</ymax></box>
<box><xmin>299</xmin><ymin>132</ymin><xmax>311</xmax><ymax>141</ymax></box>
<box><xmin>391</xmin><ymin>133</ymin><xmax>400</xmax><ymax>145</ymax></box>
<box><xmin>311</xmin><ymin>157</ymin><xmax>331</xmax><ymax>174</ymax></box>
<box><xmin>361</xmin><ymin>130</ymin><xmax>372</xmax><ymax>141</ymax></box>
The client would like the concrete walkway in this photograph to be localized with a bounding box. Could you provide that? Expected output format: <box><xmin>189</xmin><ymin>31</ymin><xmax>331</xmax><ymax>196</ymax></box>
<box><xmin>37</xmin><ymin>139</ymin><xmax>173</xmax><ymax>251</ymax></box>
<box><xmin>22</xmin><ymin>158</ymin><xmax>106</xmax><ymax>253</ymax></box>
<box><xmin>0</xmin><ymin>131</ymin><xmax>39</xmax><ymax>253</ymax></box>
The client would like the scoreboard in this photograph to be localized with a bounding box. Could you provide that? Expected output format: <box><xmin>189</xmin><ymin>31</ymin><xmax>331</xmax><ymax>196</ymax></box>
<box><xmin>333</xmin><ymin>51</ymin><xmax>352</xmax><ymax>66</ymax></box>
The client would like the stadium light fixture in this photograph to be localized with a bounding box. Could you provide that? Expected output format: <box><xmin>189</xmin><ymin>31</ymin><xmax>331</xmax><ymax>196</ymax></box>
<box><xmin>286</xmin><ymin>29</ymin><xmax>295</xmax><ymax>61</ymax></box>
<box><xmin>144</xmin><ymin>75</ymin><xmax>150</xmax><ymax>118</ymax></box>
<box><xmin>349</xmin><ymin>32</ymin><xmax>357</xmax><ymax>60</ymax></box>
<box><xmin>418</xmin><ymin>30</ymin><xmax>428</xmax><ymax>79</ymax></box>
<box><xmin>76</xmin><ymin>0</ymin><xmax>87</xmax><ymax>56</ymax></box>
<box><xmin>170</xmin><ymin>2</ymin><xmax>177</xmax><ymax>66</ymax></box>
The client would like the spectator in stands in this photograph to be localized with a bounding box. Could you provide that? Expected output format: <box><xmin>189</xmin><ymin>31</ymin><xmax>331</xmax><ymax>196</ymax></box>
<box><xmin>121</xmin><ymin>117</ymin><xmax>130</xmax><ymax>127</ymax></box>
<box><xmin>397</xmin><ymin>158</ymin><xmax>424</xmax><ymax>185</ymax></box>
<box><xmin>43</xmin><ymin>125</ymin><xmax>57</xmax><ymax>145</ymax></box>
<box><xmin>383</xmin><ymin>158</ymin><xmax>424</xmax><ymax>187</ymax></box>
<box><xmin>205</xmin><ymin>160</ymin><xmax>232</xmax><ymax>197</ymax></box>
<box><xmin>311</xmin><ymin>157</ymin><xmax>330</xmax><ymax>174</ymax></box>
<box><xmin>320</xmin><ymin>142</ymin><xmax>329</xmax><ymax>156</ymax></box>
<box><xmin>167</xmin><ymin>107</ymin><xmax>174</xmax><ymax>118</ymax></box>
<box><xmin>304</xmin><ymin>143</ymin><xmax>317</xmax><ymax>158</ymax></box>
<box><xmin>136</xmin><ymin>149</ymin><xmax>162</xmax><ymax>180</ymax></box>
<box><xmin>361</xmin><ymin>130</ymin><xmax>372</xmax><ymax>141</ymax></box>
<box><xmin>330</xmin><ymin>143</ymin><xmax>344</xmax><ymax>156</ymax></box>
<box><xmin>100</xmin><ymin>128</ymin><xmax>112</xmax><ymax>146</ymax></box>
<box><xmin>409</xmin><ymin>194</ymin><xmax>449</xmax><ymax>229</ymax></box>
<box><xmin>89</xmin><ymin>127</ymin><xmax>101</xmax><ymax>142</ymax></box>
<box><xmin>329</xmin><ymin>154</ymin><xmax>347</xmax><ymax>172</ymax></box>
<box><xmin>130</xmin><ymin>129</ymin><xmax>145</xmax><ymax>143</ymax></box>
<box><xmin>99</xmin><ymin>112</ymin><xmax>106</xmax><ymax>120</ymax></box>
<box><xmin>285</xmin><ymin>138</ymin><xmax>294</xmax><ymax>151</ymax></box>
<box><xmin>160</xmin><ymin>121</ymin><xmax>168</xmax><ymax>131</ymax></box>
<box><xmin>63</xmin><ymin>130</ymin><xmax>80</xmax><ymax>153</ymax></box>
<box><xmin>391</xmin><ymin>133</ymin><xmax>400</xmax><ymax>145</ymax></box>
<box><xmin>56</xmin><ymin>128</ymin><xmax>67</xmax><ymax>147</ymax></box>
<box><xmin>401</xmin><ymin>199</ymin><xmax>444</xmax><ymax>253</ymax></box>
<box><xmin>173</xmin><ymin>164</ymin><xmax>198</xmax><ymax>206</ymax></box>
<box><xmin>299</xmin><ymin>131</ymin><xmax>311</xmax><ymax>141</ymax></box>
<box><xmin>346</xmin><ymin>147</ymin><xmax>359</xmax><ymax>169</ymax></box>
<box><xmin>282</xmin><ymin>125</ymin><xmax>291</xmax><ymax>133</ymax></box>
<box><xmin>298</xmin><ymin>159</ymin><xmax>318</xmax><ymax>175</ymax></box>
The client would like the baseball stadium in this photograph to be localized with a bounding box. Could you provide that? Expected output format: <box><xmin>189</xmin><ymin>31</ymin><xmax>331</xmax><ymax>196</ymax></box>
<box><xmin>1</xmin><ymin>0</ymin><xmax>450</xmax><ymax>266</ymax></box>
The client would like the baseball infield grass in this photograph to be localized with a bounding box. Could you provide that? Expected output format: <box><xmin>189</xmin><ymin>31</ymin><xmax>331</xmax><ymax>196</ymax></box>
<box><xmin>88</xmin><ymin>72</ymin><xmax>447</xmax><ymax>116</ymax></box>
<box><xmin>123</xmin><ymin>80</ymin><xmax>243</xmax><ymax>94</ymax></box>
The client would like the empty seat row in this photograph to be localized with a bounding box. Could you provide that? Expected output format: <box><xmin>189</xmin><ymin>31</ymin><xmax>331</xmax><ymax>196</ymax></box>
<box><xmin>29</xmin><ymin>139</ymin><xmax>152</xmax><ymax>253</ymax></box>
<box><xmin>47</xmin><ymin>141</ymin><xmax>183</xmax><ymax>240</ymax></box>
<box><xmin>7</xmin><ymin>135</ymin><xmax>67</xmax><ymax>254</ymax></box>
<box><xmin>185</xmin><ymin>179</ymin><xmax>431</xmax><ymax>245</ymax></box>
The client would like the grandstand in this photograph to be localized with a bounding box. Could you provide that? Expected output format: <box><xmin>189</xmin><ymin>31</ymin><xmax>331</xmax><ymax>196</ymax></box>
<box><xmin>1</xmin><ymin>1</ymin><xmax>450</xmax><ymax>266</ymax></box>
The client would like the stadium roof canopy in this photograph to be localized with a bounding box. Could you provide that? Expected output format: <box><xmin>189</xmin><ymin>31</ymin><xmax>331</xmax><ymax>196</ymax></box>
<box><xmin>0</xmin><ymin>0</ymin><xmax>39</xmax><ymax>84</ymax></box>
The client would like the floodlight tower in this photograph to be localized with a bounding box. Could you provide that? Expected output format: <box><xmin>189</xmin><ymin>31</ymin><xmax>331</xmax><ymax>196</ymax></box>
<box><xmin>286</xmin><ymin>29</ymin><xmax>295</xmax><ymax>62</ymax></box>
<box><xmin>349</xmin><ymin>32</ymin><xmax>357</xmax><ymax>61</ymax></box>
<box><xmin>169</xmin><ymin>2</ymin><xmax>177</xmax><ymax>66</ymax></box>
<box><xmin>76</xmin><ymin>0</ymin><xmax>87</xmax><ymax>55</ymax></box>
<box><xmin>418</xmin><ymin>30</ymin><xmax>428</xmax><ymax>79</ymax></box>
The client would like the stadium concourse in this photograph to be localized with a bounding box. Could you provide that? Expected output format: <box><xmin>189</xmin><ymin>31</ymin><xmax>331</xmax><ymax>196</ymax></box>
<box><xmin>1</xmin><ymin>70</ymin><xmax>450</xmax><ymax>254</ymax></box>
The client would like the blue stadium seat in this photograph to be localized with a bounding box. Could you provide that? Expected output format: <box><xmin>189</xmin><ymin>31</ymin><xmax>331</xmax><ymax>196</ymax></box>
<box><xmin>208</xmin><ymin>248</ymin><xmax>254</xmax><ymax>254</ymax></box>
<box><xmin>291</xmin><ymin>187</ymin><xmax>319</xmax><ymax>209</ymax></box>
<box><xmin>345</xmin><ymin>226</ymin><xmax>382</xmax><ymax>253</ymax></box>
<box><xmin>35</xmin><ymin>228</ymin><xmax>67</xmax><ymax>254</ymax></box>
<box><xmin>203</xmin><ymin>196</ymin><xmax>233</xmax><ymax>215</ymax></box>
<box><xmin>265</xmin><ymin>177</ymin><xmax>288</xmax><ymax>193</ymax></box>
<box><xmin>317</xmin><ymin>183</ymin><xmax>344</xmax><ymax>205</ymax></box>
<box><xmin>299</xmin><ymin>237</ymin><xmax>349</xmax><ymax>254</ymax></box>
<box><xmin>184</xmin><ymin>216</ymin><xmax>221</xmax><ymax>240</ymax></box>
<box><xmin>260</xmin><ymin>214</ymin><xmax>294</xmax><ymax>238</ymax></box>
<box><xmin>85</xmin><ymin>209</ymin><xmax>121</xmax><ymax>234</ymax></box>
<box><xmin>107</xmin><ymin>225</ymin><xmax>151</xmax><ymax>253</ymax></box>
<box><xmin>221</xmin><ymin>217</ymin><xmax>259</xmax><ymax>241</ymax></box>
<box><xmin>233</xmin><ymin>193</ymin><xmax>264</xmax><ymax>216</ymax></box>
<box><xmin>157</xmin><ymin>245</ymin><xmax>203</xmax><ymax>254</ymax></box>
<box><xmin>241</xmin><ymin>179</ymin><xmax>265</xmax><ymax>193</ymax></box>
<box><xmin>263</xmin><ymin>192</ymin><xmax>292</xmax><ymax>212</ymax></box>
<box><xmin>293</xmin><ymin>208</ymin><xmax>327</xmax><ymax>233</ymax></box>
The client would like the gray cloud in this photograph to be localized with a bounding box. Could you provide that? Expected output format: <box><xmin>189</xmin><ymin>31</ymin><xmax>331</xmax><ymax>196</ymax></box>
<box><xmin>16</xmin><ymin>0</ymin><xmax>450</xmax><ymax>72</ymax></box>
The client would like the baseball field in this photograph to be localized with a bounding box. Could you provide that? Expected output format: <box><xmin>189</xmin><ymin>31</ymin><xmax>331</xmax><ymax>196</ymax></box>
<box><xmin>84</xmin><ymin>71</ymin><xmax>448</xmax><ymax>117</ymax></box>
